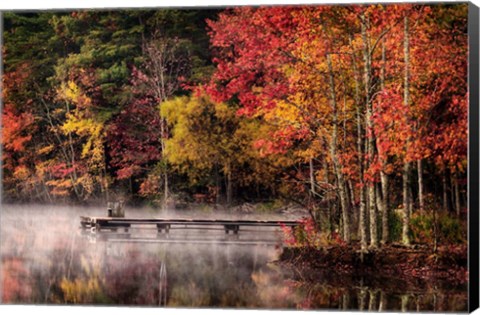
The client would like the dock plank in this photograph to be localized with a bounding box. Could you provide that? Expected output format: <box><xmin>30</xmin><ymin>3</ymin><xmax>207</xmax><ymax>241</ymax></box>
<box><xmin>80</xmin><ymin>216</ymin><xmax>301</xmax><ymax>234</ymax></box>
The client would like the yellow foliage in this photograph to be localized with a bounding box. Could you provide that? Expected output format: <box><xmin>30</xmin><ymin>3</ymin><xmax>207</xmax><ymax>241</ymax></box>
<box><xmin>60</xmin><ymin>277</ymin><xmax>104</xmax><ymax>304</ymax></box>
<box><xmin>61</xmin><ymin>110</ymin><xmax>107</xmax><ymax>173</ymax></box>
<box><xmin>46</xmin><ymin>179</ymin><xmax>73</xmax><ymax>189</ymax></box>
<box><xmin>35</xmin><ymin>161</ymin><xmax>49</xmax><ymax>179</ymax></box>
<box><xmin>78</xmin><ymin>174</ymin><xmax>95</xmax><ymax>195</ymax></box>
<box><xmin>65</xmin><ymin>81</ymin><xmax>81</xmax><ymax>103</ymax></box>
<box><xmin>13</xmin><ymin>166</ymin><xmax>30</xmax><ymax>181</ymax></box>
<box><xmin>162</xmin><ymin>95</ymin><xmax>231</xmax><ymax>170</ymax></box>
<box><xmin>38</xmin><ymin>144</ymin><xmax>55</xmax><ymax>155</ymax></box>
<box><xmin>57</xmin><ymin>80</ymin><xmax>91</xmax><ymax>107</ymax></box>
<box><xmin>45</xmin><ymin>179</ymin><xmax>72</xmax><ymax>196</ymax></box>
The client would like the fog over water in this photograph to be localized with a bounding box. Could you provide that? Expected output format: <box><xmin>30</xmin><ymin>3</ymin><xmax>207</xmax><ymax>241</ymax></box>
<box><xmin>0</xmin><ymin>204</ymin><xmax>468</xmax><ymax>311</ymax></box>
<box><xmin>0</xmin><ymin>204</ymin><xmax>298</xmax><ymax>307</ymax></box>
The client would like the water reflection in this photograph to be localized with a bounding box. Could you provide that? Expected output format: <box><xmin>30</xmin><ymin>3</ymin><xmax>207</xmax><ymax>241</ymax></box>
<box><xmin>0</xmin><ymin>205</ymin><xmax>468</xmax><ymax>311</ymax></box>
<box><xmin>288</xmin><ymin>280</ymin><xmax>467</xmax><ymax>312</ymax></box>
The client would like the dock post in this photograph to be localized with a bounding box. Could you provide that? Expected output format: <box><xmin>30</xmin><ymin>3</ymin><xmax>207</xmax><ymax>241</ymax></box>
<box><xmin>224</xmin><ymin>224</ymin><xmax>240</xmax><ymax>234</ymax></box>
<box><xmin>157</xmin><ymin>224</ymin><xmax>170</xmax><ymax>234</ymax></box>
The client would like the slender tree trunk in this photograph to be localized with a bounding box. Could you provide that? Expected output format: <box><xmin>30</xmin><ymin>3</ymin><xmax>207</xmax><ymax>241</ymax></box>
<box><xmin>342</xmin><ymin>294</ymin><xmax>350</xmax><ymax>310</ymax></box>
<box><xmin>160</xmin><ymin>119</ymin><xmax>169</xmax><ymax>208</ymax></box>
<box><xmin>361</xmin><ymin>14</ymin><xmax>377</xmax><ymax>248</ymax></box>
<box><xmin>215</xmin><ymin>163</ymin><xmax>221</xmax><ymax>205</ymax></box>
<box><xmin>327</xmin><ymin>53</ymin><xmax>350</xmax><ymax>242</ymax></box>
<box><xmin>104</xmin><ymin>165</ymin><xmax>109</xmax><ymax>203</ymax></box>
<box><xmin>308</xmin><ymin>158</ymin><xmax>318</xmax><ymax>224</ymax></box>
<box><xmin>375</xmin><ymin>183</ymin><xmax>385</xmax><ymax>240</ymax></box>
<box><xmin>42</xmin><ymin>99</ymin><xmax>81</xmax><ymax>200</ymax></box>
<box><xmin>442</xmin><ymin>167</ymin><xmax>448</xmax><ymax>212</ymax></box>
<box><xmin>348</xmin><ymin>180</ymin><xmax>356</xmax><ymax>214</ymax></box>
<box><xmin>368</xmin><ymin>184</ymin><xmax>377</xmax><ymax>248</ymax></box>
<box><xmin>64</xmin><ymin>103</ymin><xmax>82</xmax><ymax>200</ymax></box>
<box><xmin>144</xmin><ymin>36</ymin><xmax>187</xmax><ymax>210</ymax></box>
<box><xmin>368</xmin><ymin>290</ymin><xmax>377</xmax><ymax>311</ymax></box>
<box><xmin>380</xmin><ymin>173</ymin><xmax>389</xmax><ymax>243</ymax></box>
<box><xmin>226</xmin><ymin>162</ymin><xmax>233</xmax><ymax>206</ymax></box>
<box><xmin>309</xmin><ymin>158</ymin><xmax>315</xmax><ymax>195</ymax></box>
<box><xmin>409</xmin><ymin>184</ymin><xmax>414</xmax><ymax>216</ymax></box>
<box><xmin>358</xmin><ymin>138</ymin><xmax>367</xmax><ymax>249</ymax></box>
<box><xmin>379</xmin><ymin>291</ymin><xmax>387</xmax><ymax>311</ymax></box>
<box><xmin>418</xmin><ymin>159</ymin><xmax>425</xmax><ymax>213</ymax></box>
<box><xmin>41</xmin><ymin>179</ymin><xmax>53</xmax><ymax>203</ymax></box>
<box><xmin>402</xmin><ymin>162</ymin><xmax>411</xmax><ymax>245</ymax></box>
<box><xmin>164</xmin><ymin>166</ymin><xmax>169</xmax><ymax>205</ymax></box>
<box><xmin>101</xmin><ymin>145</ymin><xmax>109</xmax><ymax>203</ymax></box>
<box><xmin>381</xmin><ymin>37</ymin><xmax>386</xmax><ymax>87</ymax></box>
<box><xmin>402</xmin><ymin>16</ymin><xmax>411</xmax><ymax>246</ymax></box>
<box><xmin>324</xmin><ymin>156</ymin><xmax>333</xmax><ymax>234</ymax></box>
<box><xmin>454</xmin><ymin>171</ymin><xmax>461</xmax><ymax>216</ymax></box>
<box><xmin>401</xmin><ymin>295</ymin><xmax>409</xmax><ymax>312</ymax></box>
<box><xmin>365</xmin><ymin>187</ymin><xmax>370</xmax><ymax>242</ymax></box>
<box><xmin>433</xmin><ymin>191</ymin><xmax>438</xmax><ymax>252</ymax></box>
<box><xmin>380</xmin><ymin>37</ymin><xmax>389</xmax><ymax>244</ymax></box>
<box><xmin>351</xmin><ymin>33</ymin><xmax>367</xmax><ymax>251</ymax></box>
<box><xmin>359</xmin><ymin>287</ymin><xmax>367</xmax><ymax>311</ymax></box>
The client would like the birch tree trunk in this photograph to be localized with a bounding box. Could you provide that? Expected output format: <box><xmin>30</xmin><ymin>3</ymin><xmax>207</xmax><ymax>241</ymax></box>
<box><xmin>379</xmin><ymin>291</ymin><xmax>387</xmax><ymax>312</ymax></box>
<box><xmin>358</xmin><ymin>287</ymin><xmax>367</xmax><ymax>311</ymax></box>
<box><xmin>143</xmin><ymin>34</ymin><xmax>190</xmax><ymax>209</ymax></box>
<box><xmin>401</xmin><ymin>295</ymin><xmax>409</xmax><ymax>312</ymax></box>
<box><xmin>160</xmin><ymin>120</ymin><xmax>169</xmax><ymax>206</ymax></box>
<box><xmin>402</xmin><ymin>16</ymin><xmax>411</xmax><ymax>246</ymax></box>
<box><xmin>348</xmin><ymin>180</ymin><xmax>356</xmax><ymax>214</ymax></box>
<box><xmin>327</xmin><ymin>53</ymin><xmax>350</xmax><ymax>242</ymax></box>
<box><xmin>375</xmin><ymin>183</ymin><xmax>384</xmax><ymax>239</ymax></box>
<box><xmin>379</xmin><ymin>36</ymin><xmax>389</xmax><ymax>244</ymax></box>
<box><xmin>350</xmin><ymin>34</ymin><xmax>367</xmax><ymax>251</ymax></box>
<box><xmin>324</xmin><ymin>157</ymin><xmax>334</xmax><ymax>234</ymax></box>
<box><xmin>418</xmin><ymin>159</ymin><xmax>425</xmax><ymax>213</ymax></box>
<box><xmin>368</xmin><ymin>290</ymin><xmax>377</xmax><ymax>311</ymax></box>
<box><xmin>380</xmin><ymin>172</ymin><xmax>389</xmax><ymax>243</ymax></box>
<box><xmin>43</xmin><ymin>99</ymin><xmax>85</xmax><ymax>200</ymax></box>
<box><xmin>361</xmin><ymin>14</ymin><xmax>378</xmax><ymax>248</ymax></box>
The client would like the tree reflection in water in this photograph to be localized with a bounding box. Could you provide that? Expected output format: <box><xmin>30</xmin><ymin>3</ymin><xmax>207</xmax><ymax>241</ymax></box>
<box><xmin>0</xmin><ymin>205</ymin><xmax>468</xmax><ymax>311</ymax></box>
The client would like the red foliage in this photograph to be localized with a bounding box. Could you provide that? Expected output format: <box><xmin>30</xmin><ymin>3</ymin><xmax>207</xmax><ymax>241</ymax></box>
<box><xmin>107</xmin><ymin>68</ymin><xmax>162</xmax><ymax>180</ymax></box>
<box><xmin>48</xmin><ymin>162</ymin><xmax>77</xmax><ymax>178</ymax></box>
<box><xmin>1</xmin><ymin>107</ymin><xmax>34</xmax><ymax>153</ymax></box>
<box><xmin>1</xmin><ymin>63</ymin><xmax>37</xmax><ymax>177</ymax></box>
<box><xmin>206</xmin><ymin>7</ymin><xmax>299</xmax><ymax>116</ymax></box>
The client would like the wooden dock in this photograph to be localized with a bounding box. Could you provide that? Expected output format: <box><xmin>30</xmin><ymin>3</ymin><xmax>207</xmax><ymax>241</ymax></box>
<box><xmin>80</xmin><ymin>216</ymin><xmax>300</xmax><ymax>234</ymax></box>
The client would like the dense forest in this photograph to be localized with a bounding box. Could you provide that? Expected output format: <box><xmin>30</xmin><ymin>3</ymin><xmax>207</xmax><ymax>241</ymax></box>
<box><xmin>2</xmin><ymin>4</ymin><xmax>468</xmax><ymax>249</ymax></box>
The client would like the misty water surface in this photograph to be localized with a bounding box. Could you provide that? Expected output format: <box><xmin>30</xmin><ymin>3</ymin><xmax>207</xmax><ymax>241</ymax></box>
<box><xmin>0</xmin><ymin>204</ymin><xmax>468</xmax><ymax>311</ymax></box>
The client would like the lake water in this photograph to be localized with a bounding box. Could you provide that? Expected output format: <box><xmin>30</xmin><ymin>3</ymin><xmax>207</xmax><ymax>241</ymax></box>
<box><xmin>0</xmin><ymin>205</ymin><xmax>468</xmax><ymax>311</ymax></box>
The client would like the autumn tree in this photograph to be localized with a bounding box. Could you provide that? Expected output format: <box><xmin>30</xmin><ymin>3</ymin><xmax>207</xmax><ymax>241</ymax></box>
<box><xmin>2</xmin><ymin>5</ymin><xmax>467</xmax><ymax>238</ymax></box>
<box><xmin>106</xmin><ymin>68</ymin><xmax>162</xmax><ymax>197</ymax></box>
<box><xmin>2</xmin><ymin>12</ymin><xmax>69</xmax><ymax>202</ymax></box>
<box><xmin>161</xmin><ymin>92</ymin><xmax>285</xmax><ymax>205</ymax></box>
<box><xmin>206</xmin><ymin>4</ymin><xmax>468</xmax><ymax>248</ymax></box>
